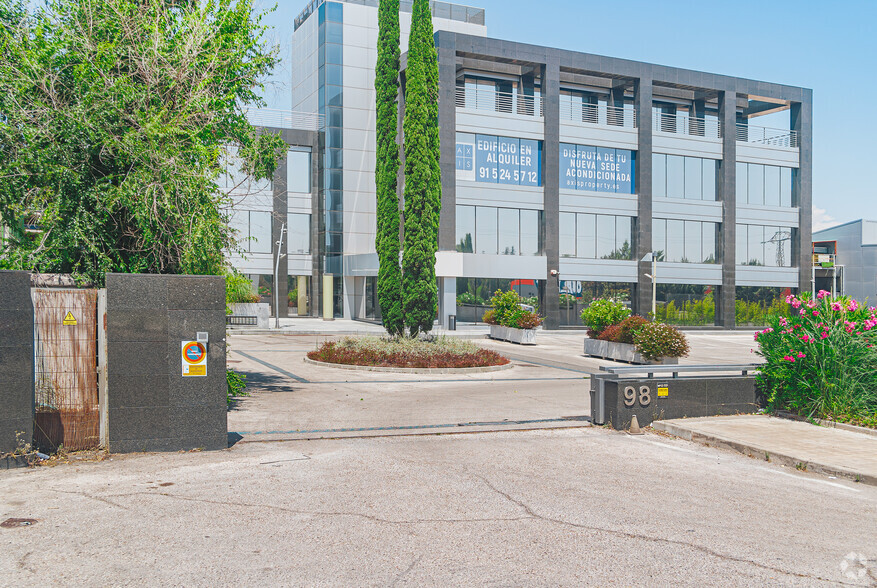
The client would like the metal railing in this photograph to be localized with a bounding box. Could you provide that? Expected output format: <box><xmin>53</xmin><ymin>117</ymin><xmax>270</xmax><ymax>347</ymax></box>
<box><xmin>455</xmin><ymin>87</ymin><xmax>543</xmax><ymax>118</ymax></box>
<box><xmin>652</xmin><ymin>112</ymin><xmax>722</xmax><ymax>139</ymax></box>
<box><xmin>559</xmin><ymin>102</ymin><xmax>637</xmax><ymax>129</ymax></box>
<box><xmin>598</xmin><ymin>363</ymin><xmax>761</xmax><ymax>379</ymax></box>
<box><xmin>736</xmin><ymin>123</ymin><xmax>798</xmax><ymax>148</ymax></box>
<box><xmin>245</xmin><ymin>108</ymin><xmax>325</xmax><ymax>132</ymax></box>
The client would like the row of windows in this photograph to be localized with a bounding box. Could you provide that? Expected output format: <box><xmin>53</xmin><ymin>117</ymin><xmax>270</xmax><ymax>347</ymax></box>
<box><xmin>736</xmin><ymin>224</ymin><xmax>793</xmax><ymax>267</ymax></box>
<box><xmin>653</xmin><ymin>154</ymin><xmax>717</xmax><ymax>201</ymax></box>
<box><xmin>455</xmin><ymin>205</ymin><xmax>542</xmax><ymax>256</ymax></box>
<box><xmin>736</xmin><ymin>163</ymin><xmax>794</xmax><ymax>207</ymax></box>
<box><xmin>653</xmin><ymin>219</ymin><xmax>718</xmax><ymax>264</ymax></box>
<box><xmin>560</xmin><ymin>144</ymin><xmax>635</xmax><ymax>194</ymax></box>
<box><xmin>456</xmin><ymin>133</ymin><xmax>543</xmax><ymax>187</ymax></box>
<box><xmin>220</xmin><ymin>149</ymin><xmax>310</xmax><ymax>194</ymax></box>
<box><xmin>559</xmin><ymin>214</ymin><xmax>634</xmax><ymax>260</ymax></box>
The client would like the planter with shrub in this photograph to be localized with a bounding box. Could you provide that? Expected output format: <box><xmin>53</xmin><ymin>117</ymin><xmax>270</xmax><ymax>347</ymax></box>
<box><xmin>580</xmin><ymin>300</ymin><xmax>689</xmax><ymax>364</ymax></box>
<box><xmin>226</xmin><ymin>272</ymin><xmax>269</xmax><ymax>328</ymax></box>
<box><xmin>483</xmin><ymin>290</ymin><xmax>542</xmax><ymax>345</ymax></box>
<box><xmin>307</xmin><ymin>336</ymin><xmax>509</xmax><ymax>369</ymax></box>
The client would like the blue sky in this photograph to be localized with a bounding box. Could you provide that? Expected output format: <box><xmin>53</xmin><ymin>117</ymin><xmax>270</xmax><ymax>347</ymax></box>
<box><xmin>259</xmin><ymin>0</ymin><xmax>877</xmax><ymax>230</ymax></box>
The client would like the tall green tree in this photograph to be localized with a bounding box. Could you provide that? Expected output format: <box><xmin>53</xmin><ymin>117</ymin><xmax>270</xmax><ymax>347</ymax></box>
<box><xmin>401</xmin><ymin>0</ymin><xmax>441</xmax><ymax>337</ymax></box>
<box><xmin>0</xmin><ymin>0</ymin><xmax>284</xmax><ymax>285</ymax></box>
<box><xmin>374</xmin><ymin>0</ymin><xmax>403</xmax><ymax>336</ymax></box>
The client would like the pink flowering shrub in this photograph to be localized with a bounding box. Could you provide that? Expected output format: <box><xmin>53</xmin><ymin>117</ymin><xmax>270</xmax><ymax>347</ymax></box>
<box><xmin>755</xmin><ymin>291</ymin><xmax>877</xmax><ymax>427</ymax></box>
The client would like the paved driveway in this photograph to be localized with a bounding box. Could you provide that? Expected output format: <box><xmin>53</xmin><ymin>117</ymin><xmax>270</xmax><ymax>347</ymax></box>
<box><xmin>227</xmin><ymin>331</ymin><xmax>759</xmax><ymax>442</ymax></box>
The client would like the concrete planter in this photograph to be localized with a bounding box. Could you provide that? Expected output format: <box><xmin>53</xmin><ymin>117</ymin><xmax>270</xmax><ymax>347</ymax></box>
<box><xmin>229</xmin><ymin>302</ymin><xmax>270</xmax><ymax>329</ymax></box>
<box><xmin>489</xmin><ymin>324</ymin><xmax>537</xmax><ymax>345</ymax></box>
<box><xmin>583</xmin><ymin>338</ymin><xmax>678</xmax><ymax>365</ymax></box>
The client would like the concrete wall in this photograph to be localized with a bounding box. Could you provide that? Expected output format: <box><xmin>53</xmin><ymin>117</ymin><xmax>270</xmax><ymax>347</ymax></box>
<box><xmin>0</xmin><ymin>271</ymin><xmax>34</xmax><ymax>454</ymax></box>
<box><xmin>105</xmin><ymin>274</ymin><xmax>227</xmax><ymax>453</ymax></box>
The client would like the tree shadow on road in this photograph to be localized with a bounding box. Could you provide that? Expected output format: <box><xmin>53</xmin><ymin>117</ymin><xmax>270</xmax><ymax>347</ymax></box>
<box><xmin>227</xmin><ymin>370</ymin><xmax>303</xmax><ymax>412</ymax></box>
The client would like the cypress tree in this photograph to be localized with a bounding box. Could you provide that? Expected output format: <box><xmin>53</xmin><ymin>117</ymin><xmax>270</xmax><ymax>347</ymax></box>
<box><xmin>402</xmin><ymin>0</ymin><xmax>441</xmax><ymax>337</ymax></box>
<box><xmin>374</xmin><ymin>0</ymin><xmax>404</xmax><ymax>336</ymax></box>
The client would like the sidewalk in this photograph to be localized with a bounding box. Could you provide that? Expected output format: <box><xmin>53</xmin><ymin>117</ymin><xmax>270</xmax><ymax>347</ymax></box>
<box><xmin>653</xmin><ymin>414</ymin><xmax>877</xmax><ymax>486</ymax></box>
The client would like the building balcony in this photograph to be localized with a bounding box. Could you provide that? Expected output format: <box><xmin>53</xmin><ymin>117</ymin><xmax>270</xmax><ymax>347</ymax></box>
<box><xmin>455</xmin><ymin>87</ymin><xmax>543</xmax><ymax>118</ymax></box>
<box><xmin>560</xmin><ymin>102</ymin><xmax>637</xmax><ymax>129</ymax></box>
<box><xmin>245</xmin><ymin>108</ymin><xmax>325</xmax><ymax>132</ymax></box>
<box><xmin>652</xmin><ymin>112</ymin><xmax>721</xmax><ymax>140</ymax></box>
<box><xmin>736</xmin><ymin>123</ymin><xmax>798</xmax><ymax>148</ymax></box>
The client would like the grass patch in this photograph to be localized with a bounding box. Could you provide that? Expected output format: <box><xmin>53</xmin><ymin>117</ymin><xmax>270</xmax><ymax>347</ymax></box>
<box><xmin>308</xmin><ymin>336</ymin><xmax>509</xmax><ymax>369</ymax></box>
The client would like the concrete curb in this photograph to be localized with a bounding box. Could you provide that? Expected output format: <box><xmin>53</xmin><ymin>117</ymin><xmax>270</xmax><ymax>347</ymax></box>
<box><xmin>228</xmin><ymin>329</ymin><xmax>488</xmax><ymax>339</ymax></box>
<box><xmin>303</xmin><ymin>356</ymin><xmax>514</xmax><ymax>374</ymax></box>
<box><xmin>651</xmin><ymin>420</ymin><xmax>876</xmax><ymax>487</ymax></box>
<box><xmin>774</xmin><ymin>411</ymin><xmax>877</xmax><ymax>439</ymax></box>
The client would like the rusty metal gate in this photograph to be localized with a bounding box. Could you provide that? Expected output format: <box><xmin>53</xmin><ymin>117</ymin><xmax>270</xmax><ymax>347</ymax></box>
<box><xmin>31</xmin><ymin>288</ymin><xmax>100</xmax><ymax>451</ymax></box>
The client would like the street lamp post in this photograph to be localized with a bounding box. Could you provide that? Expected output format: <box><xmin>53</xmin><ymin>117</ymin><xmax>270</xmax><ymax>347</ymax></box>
<box><xmin>274</xmin><ymin>222</ymin><xmax>287</xmax><ymax>329</ymax></box>
<box><xmin>641</xmin><ymin>252</ymin><xmax>657</xmax><ymax>319</ymax></box>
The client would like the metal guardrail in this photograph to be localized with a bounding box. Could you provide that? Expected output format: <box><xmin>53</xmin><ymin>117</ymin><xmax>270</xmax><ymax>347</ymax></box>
<box><xmin>244</xmin><ymin>108</ymin><xmax>325</xmax><ymax>132</ymax></box>
<box><xmin>455</xmin><ymin>87</ymin><xmax>543</xmax><ymax>117</ymax></box>
<box><xmin>652</xmin><ymin>112</ymin><xmax>722</xmax><ymax>139</ymax></box>
<box><xmin>559</xmin><ymin>102</ymin><xmax>637</xmax><ymax>129</ymax></box>
<box><xmin>597</xmin><ymin>363</ymin><xmax>761</xmax><ymax>378</ymax></box>
<box><xmin>736</xmin><ymin>123</ymin><xmax>798</xmax><ymax>148</ymax></box>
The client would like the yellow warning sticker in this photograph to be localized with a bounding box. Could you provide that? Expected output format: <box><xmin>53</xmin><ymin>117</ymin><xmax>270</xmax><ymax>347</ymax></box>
<box><xmin>657</xmin><ymin>386</ymin><xmax>669</xmax><ymax>397</ymax></box>
<box><xmin>62</xmin><ymin>311</ymin><xmax>77</xmax><ymax>326</ymax></box>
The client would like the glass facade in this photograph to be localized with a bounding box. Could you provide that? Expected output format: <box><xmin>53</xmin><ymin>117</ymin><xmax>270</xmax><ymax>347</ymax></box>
<box><xmin>456</xmin><ymin>205</ymin><xmax>542</xmax><ymax>256</ymax></box>
<box><xmin>652</xmin><ymin>218</ymin><xmax>718</xmax><ymax>263</ymax></box>
<box><xmin>655</xmin><ymin>284</ymin><xmax>717</xmax><ymax>326</ymax></box>
<box><xmin>737</xmin><ymin>224</ymin><xmax>793</xmax><ymax>267</ymax></box>
<box><xmin>319</xmin><ymin>1</ymin><xmax>342</xmax><ymax>317</ymax></box>
<box><xmin>287</xmin><ymin>149</ymin><xmax>311</xmax><ymax>193</ymax></box>
<box><xmin>456</xmin><ymin>277</ymin><xmax>543</xmax><ymax>323</ymax></box>
<box><xmin>558</xmin><ymin>281</ymin><xmax>633</xmax><ymax>327</ymax></box>
<box><xmin>231</xmin><ymin>211</ymin><xmax>273</xmax><ymax>254</ymax></box>
<box><xmin>652</xmin><ymin>154</ymin><xmax>718</xmax><ymax>200</ymax></box>
<box><xmin>287</xmin><ymin>213</ymin><xmax>311</xmax><ymax>254</ymax></box>
<box><xmin>559</xmin><ymin>213</ymin><xmax>634</xmax><ymax>260</ymax></box>
<box><xmin>736</xmin><ymin>162</ymin><xmax>793</xmax><ymax>207</ymax></box>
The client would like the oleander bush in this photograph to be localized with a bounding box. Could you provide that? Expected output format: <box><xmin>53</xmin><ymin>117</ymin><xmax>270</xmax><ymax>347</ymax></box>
<box><xmin>632</xmin><ymin>322</ymin><xmax>690</xmax><ymax>361</ymax></box>
<box><xmin>755</xmin><ymin>291</ymin><xmax>877</xmax><ymax>427</ymax></box>
<box><xmin>596</xmin><ymin>315</ymin><xmax>651</xmax><ymax>345</ymax></box>
<box><xmin>308</xmin><ymin>336</ymin><xmax>509</xmax><ymax>368</ymax></box>
<box><xmin>581</xmin><ymin>298</ymin><xmax>631</xmax><ymax>337</ymax></box>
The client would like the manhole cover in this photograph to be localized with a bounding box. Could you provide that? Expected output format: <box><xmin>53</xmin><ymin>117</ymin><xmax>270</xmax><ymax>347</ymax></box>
<box><xmin>1</xmin><ymin>518</ymin><xmax>38</xmax><ymax>528</ymax></box>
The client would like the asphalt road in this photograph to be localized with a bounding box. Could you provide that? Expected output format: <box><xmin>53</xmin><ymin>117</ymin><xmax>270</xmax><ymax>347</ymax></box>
<box><xmin>2</xmin><ymin>428</ymin><xmax>875</xmax><ymax>586</ymax></box>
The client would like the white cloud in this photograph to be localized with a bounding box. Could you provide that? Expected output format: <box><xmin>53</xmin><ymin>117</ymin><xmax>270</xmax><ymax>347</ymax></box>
<box><xmin>812</xmin><ymin>206</ymin><xmax>837</xmax><ymax>233</ymax></box>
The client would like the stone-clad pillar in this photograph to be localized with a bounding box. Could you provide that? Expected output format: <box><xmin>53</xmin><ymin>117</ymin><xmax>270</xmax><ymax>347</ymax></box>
<box><xmin>791</xmin><ymin>97</ymin><xmax>813</xmax><ymax>295</ymax></box>
<box><xmin>0</xmin><ymin>271</ymin><xmax>34</xmax><ymax>455</ymax></box>
<box><xmin>542</xmin><ymin>61</ymin><xmax>560</xmax><ymax>329</ymax></box>
<box><xmin>436</xmin><ymin>32</ymin><xmax>457</xmax><ymax>252</ymax></box>
<box><xmin>635</xmin><ymin>77</ymin><xmax>653</xmax><ymax>318</ymax></box>
<box><xmin>718</xmin><ymin>87</ymin><xmax>737</xmax><ymax>328</ymax></box>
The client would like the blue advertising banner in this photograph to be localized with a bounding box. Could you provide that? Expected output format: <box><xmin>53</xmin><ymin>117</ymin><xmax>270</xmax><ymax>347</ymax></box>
<box><xmin>497</xmin><ymin>136</ymin><xmax>519</xmax><ymax>185</ymax></box>
<box><xmin>559</xmin><ymin>143</ymin><xmax>636</xmax><ymax>194</ymax></box>
<box><xmin>518</xmin><ymin>139</ymin><xmax>541</xmax><ymax>187</ymax></box>
<box><xmin>577</xmin><ymin>145</ymin><xmax>597</xmax><ymax>191</ymax></box>
<box><xmin>560</xmin><ymin>143</ymin><xmax>577</xmax><ymax>190</ymax></box>
<box><xmin>474</xmin><ymin>134</ymin><xmax>542</xmax><ymax>187</ymax></box>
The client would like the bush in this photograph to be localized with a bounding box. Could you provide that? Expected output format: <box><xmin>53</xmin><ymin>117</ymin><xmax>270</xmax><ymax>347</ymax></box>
<box><xmin>308</xmin><ymin>336</ymin><xmax>509</xmax><ymax>368</ymax></box>
<box><xmin>581</xmin><ymin>298</ymin><xmax>631</xmax><ymax>337</ymax></box>
<box><xmin>616</xmin><ymin>315</ymin><xmax>650</xmax><ymax>344</ymax></box>
<box><xmin>755</xmin><ymin>292</ymin><xmax>877</xmax><ymax>427</ymax></box>
<box><xmin>632</xmin><ymin>322</ymin><xmax>690</xmax><ymax>360</ymax></box>
<box><xmin>226</xmin><ymin>272</ymin><xmax>260</xmax><ymax>305</ymax></box>
<box><xmin>597</xmin><ymin>324</ymin><xmax>623</xmax><ymax>342</ymax></box>
<box><xmin>487</xmin><ymin>289</ymin><xmax>543</xmax><ymax>329</ymax></box>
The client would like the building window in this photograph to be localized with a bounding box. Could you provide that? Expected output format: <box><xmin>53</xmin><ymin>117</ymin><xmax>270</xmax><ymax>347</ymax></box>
<box><xmin>287</xmin><ymin>213</ymin><xmax>311</xmax><ymax>254</ymax></box>
<box><xmin>653</xmin><ymin>153</ymin><xmax>717</xmax><ymax>201</ymax></box>
<box><xmin>231</xmin><ymin>210</ymin><xmax>273</xmax><ymax>254</ymax></box>
<box><xmin>652</xmin><ymin>218</ymin><xmax>719</xmax><ymax>264</ymax></box>
<box><xmin>737</xmin><ymin>224</ymin><xmax>793</xmax><ymax>267</ymax></box>
<box><xmin>287</xmin><ymin>150</ymin><xmax>311</xmax><ymax>193</ymax></box>
<box><xmin>458</xmin><ymin>205</ymin><xmax>542</xmax><ymax>256</ymax></box>
<box><xmin>560</xmin><ymin>213</ymin><xmax>634</xmax><ymax>259</ymax></box>
<box><xmin>456</xmin><ymin>133</ymin><xmax>542</xmax><ymax>186</ymax></box>
<box><xmin>736</xmin><ymin>163</ymin><xmax>794</xmax><ymax>207</ymax></box>
<box><xmin>560</xmin><ymin>144</ymin><xmax>635</xmax><ymax>194</ymax></box>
